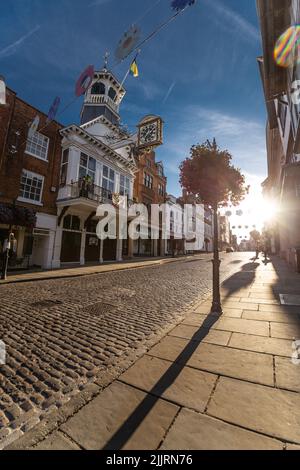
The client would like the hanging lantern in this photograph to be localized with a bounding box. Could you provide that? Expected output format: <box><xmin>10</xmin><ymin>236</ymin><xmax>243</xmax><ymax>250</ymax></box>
<box><xmin>236</xmin><ymin>210</ymin><xmax>243</xmax><ymax>217</ymax></box>
<box><xmin>75</xmin><ymin>65</ymin><xmax>94</xmax><ymax>97</ymax></box>
<box><xmin>115</xmin><ymin>25</ymin><xmax>141</xmax><ymax>61</ymax></box>
<box><xmin>47</xmin><ymin>96</ymin><xmax>61</xmax><ymax>124</ymax></box>
<box><xmin>225</xmin><ymin>211</ymin><xmax>232</xmax><ymax>217</ymax></box>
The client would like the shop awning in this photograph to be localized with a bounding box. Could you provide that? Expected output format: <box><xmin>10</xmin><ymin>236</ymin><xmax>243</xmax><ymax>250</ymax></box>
<box><xmin>0</xmin><ymin>203</ymin><xmax>37</xmax><ymax>228</ymax></box>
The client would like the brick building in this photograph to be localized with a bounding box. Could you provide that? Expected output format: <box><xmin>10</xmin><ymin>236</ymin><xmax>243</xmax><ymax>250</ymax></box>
<box><xmin>0</xmin><ymin>86</ymin><xmax>63</xmax><ymax>270</ymax></box>
<box><xmin>133</xmin><ymin>150</ymin><xmax>167</xmax><ymax>256</ymax></box>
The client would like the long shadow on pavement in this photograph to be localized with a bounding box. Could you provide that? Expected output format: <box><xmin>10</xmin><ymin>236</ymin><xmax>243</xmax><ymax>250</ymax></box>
<box><xmin>222</xmin><ymin>260</ymin><xmax>260</xmax><ymax>301</ymax></box>
<box><xmin>102</xmin><ymin>312</ymin><xmax>220</xmax><ymax>450</ymax></box>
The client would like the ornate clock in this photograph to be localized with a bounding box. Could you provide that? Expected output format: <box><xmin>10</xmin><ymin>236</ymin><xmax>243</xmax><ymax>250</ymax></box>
<box><xmin>137</xmin><ymin>115</ymin><xmax>163</xmax><ymax>151</ymax></box>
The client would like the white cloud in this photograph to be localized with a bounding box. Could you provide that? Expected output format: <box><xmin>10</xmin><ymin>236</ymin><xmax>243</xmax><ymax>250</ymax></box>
<box><xmin>163</xmin><ymin>81</ymin><xmax>176</xmax><ymax>104</ymax></box>
<box><xmin>203</xmin><ymin>0</ymin><xmax>260</xmax><ymax>44</ymax></box>
<box><xmin>0</xmin><ymin>25</ymin><xmax>40</xmax><ymax>59</ymax></box>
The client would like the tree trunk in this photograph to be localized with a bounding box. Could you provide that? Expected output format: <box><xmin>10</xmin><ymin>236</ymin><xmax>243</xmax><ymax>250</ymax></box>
<box><xmin>211</xmin><ymin>206</ymin><xmax>222</xmax><ymax>314</ymax></box>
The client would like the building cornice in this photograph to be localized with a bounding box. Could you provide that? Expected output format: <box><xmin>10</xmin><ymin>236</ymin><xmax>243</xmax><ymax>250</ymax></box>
<box><xmin>60</xmin><ymin>124</ymin><xmax>137</xmax><ymax>173</ymax></box>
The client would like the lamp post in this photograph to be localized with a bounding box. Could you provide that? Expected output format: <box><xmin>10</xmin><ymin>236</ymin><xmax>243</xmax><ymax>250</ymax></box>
<box><xmin>211</xmin><ymin>205</ymin><xmax>222</xmax><ymax>314</ymax></box>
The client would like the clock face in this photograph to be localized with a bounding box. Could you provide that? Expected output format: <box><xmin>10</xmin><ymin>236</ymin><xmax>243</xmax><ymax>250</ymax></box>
<box><xmin>139</xmin><ymin>122</ymin><xmax>158</xmax><ymax>145</ymax></box>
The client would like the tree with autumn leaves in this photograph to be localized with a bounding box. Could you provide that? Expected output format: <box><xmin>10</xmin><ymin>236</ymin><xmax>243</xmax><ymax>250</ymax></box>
<box><xmin>179</xmin><ymin>139</ymin><xmax>249</xmax><ymax>314</ymax></box>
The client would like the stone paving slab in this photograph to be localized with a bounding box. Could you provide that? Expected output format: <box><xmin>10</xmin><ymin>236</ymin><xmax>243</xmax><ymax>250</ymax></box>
<box><xmin>215</xmin><ymin>317</ymin><xmax>270</xmax><ymax>336</ymax></box>
<box><xmin>119</xmin><ymin>355</ymin><xmax>217</xmax><ymax>412</ymax></box>
<box><xmin>271</xmin><ymin>322</ymin><xmax>300</xmax><ymax>340</ymax></box>
<box><xmin>248</xmin><ymin>292</ymin><xmax>278</xmax><ymax>300</ymax></box>
<box><xmin>172</xmin><ymin>317</ymin><xmax>269</xmax><ymax>338</ymax></box>
<box><xmin>229</xmin><ymin>333</ymin><xmax>293</xmax><ymax>357</ymax></box>
<box><xmin>275</xmin><ymin>357</ymin><xmax>300</xmax><ymax>392</ymax></box>
<box><xmin>185</xmin><ymin>343</ymin><xmax>274</xmax><ymax>386</ymax></box>
<box><xmin>222</xmin><ymin>301</ymin><xmax>259</xmax><ymax>311</ymax></box>
<box><xmin>161</xmin><ymin>409</ymin><xmax>283</xmax><ymax>450</ymax></box>
<box><xmin>32</xmin><ymin>432</ymin><xmax>80</xmax><ymax>450</ymax></box>
<box><xmin>259</xmin><ymin>304</ymin><xmax>300</xmax><ymax>314</ymax></box>
<box><xmin>61</xmin><ymin>381</ymin><xmax>179</xmax><ymax>450</ymax></box>
<box><xmin>147</xmin><ymin>336</ymin><xmax>274</xmax><ymax>386</ymax></box>
<box><xmin>191</xmin><ymin>308</ymin><xmax>243</xmax><ymax>318</ymax></box>
<box><xmin>168</xmin><ymin>325</ymin><xmax>231</xmax><ymax>346</ymax></box>
<box><xmin>242</xmin><ymin>310</ymin><xmax>300</xmax><ymax>324</ymax></box>
<box><xmin>207</xmin><ymin>377</ymin><xmax>300</xmax><ymax>443</ymax></box>
<box><xmin>240</xmin><ymin>298</ymin><xmax>280</xmax><ymax>305</ymax></box>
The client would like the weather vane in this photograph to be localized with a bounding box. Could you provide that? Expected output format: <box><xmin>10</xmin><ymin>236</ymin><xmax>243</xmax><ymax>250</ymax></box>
<box><xmin>103</xmin><ymin>51</ymin><xmax>110</xmax><ymax>70</ymax></box>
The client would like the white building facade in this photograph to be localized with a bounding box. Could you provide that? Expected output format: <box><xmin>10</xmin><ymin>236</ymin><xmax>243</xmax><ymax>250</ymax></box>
<box><xmin>52</xmin><ymin>68</ymin><xmax>137</xmax><ymax>267</ymax></box>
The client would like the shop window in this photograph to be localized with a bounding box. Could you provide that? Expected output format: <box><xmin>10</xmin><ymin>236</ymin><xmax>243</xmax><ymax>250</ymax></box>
<box><xmin>86</xmin><ymin>219</ymin><xmax>98</xmax><ymax>233</ymax></box>
<box><xmin>63</xmin><ymin>215</ymin><xmax>81</xmax><ymax>231</ymax></box>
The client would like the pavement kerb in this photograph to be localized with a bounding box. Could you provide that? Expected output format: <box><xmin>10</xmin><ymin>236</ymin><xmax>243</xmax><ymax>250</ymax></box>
<box><xmin>0</xmin><ymin>255</ymin><xmax>204</xmax><ymax>286</ymax></box>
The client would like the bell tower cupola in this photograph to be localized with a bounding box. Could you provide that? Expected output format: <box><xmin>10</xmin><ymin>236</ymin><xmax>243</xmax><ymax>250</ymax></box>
<box><xmin>80</xmin><ymin>55</ymin><xmax>126</xmax><ymax>126</ymax></box>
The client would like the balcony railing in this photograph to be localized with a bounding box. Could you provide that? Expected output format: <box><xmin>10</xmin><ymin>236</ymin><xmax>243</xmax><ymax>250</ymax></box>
<box><xmin>58</xmin><ymin>181</ymin><xmax>112</xmax><ymax>204</ymax></box>
<box><xmin>58</xmin><ymin>181</ymin><xmax>134</xmax><ymax>207</ymax></box>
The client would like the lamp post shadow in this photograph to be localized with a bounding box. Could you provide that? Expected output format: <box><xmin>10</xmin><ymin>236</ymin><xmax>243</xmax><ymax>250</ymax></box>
<box><xmin>102</xmin><ymin>312</ymin><xmax>220</xmax><ymax>450</ymax></box>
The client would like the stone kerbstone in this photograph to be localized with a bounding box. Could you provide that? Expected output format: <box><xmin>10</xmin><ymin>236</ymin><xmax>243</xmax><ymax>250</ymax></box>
<box><xmin>33</xmin><ymin>432</ymin><xmax>80</xmax><ymax>450</ymax></box>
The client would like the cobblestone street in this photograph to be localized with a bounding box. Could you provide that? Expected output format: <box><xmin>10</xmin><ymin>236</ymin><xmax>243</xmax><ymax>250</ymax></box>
<box><xmin>0</xmin><ymin>253</ymin><xmax>249</xmax><ymax>447</ymax></box>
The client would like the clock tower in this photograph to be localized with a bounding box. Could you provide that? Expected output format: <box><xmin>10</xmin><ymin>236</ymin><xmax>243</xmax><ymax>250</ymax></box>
<box><xmin>80</xmin><ymin>65</ymin><xmax>126</xmax><ymax>126</ymax></box>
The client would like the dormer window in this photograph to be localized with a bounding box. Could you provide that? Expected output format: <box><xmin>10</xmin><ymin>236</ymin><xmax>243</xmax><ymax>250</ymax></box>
<box><xmin>91</xmin><ymin>82</ymin><xmax>105</xmax><ymax>95</ymax></box>
<box><xmin>108</xmin><ymin>87</ymin><xmax>117</xmax><ymax>101</ymax></box>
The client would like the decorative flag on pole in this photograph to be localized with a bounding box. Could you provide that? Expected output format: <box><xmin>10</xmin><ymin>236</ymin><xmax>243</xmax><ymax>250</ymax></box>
<box><xmin>75</xmin><ymin>65</ymin><xmax>94</xmax><ymax>97</ymax></box>
<box><xmin>46</xmin><ymin>96</ymin><xmax>60</xmax><ymax>124</ymax></box>
<box><xmin>130</xmin><ymin>59</ymin><xmax>139</xmax><ymax>78</ymax></box>
<box><xmin>0</xmin><ymin>76</ymin><xmax>6</xmax><ymax>105</ymax></box>
<box><xmin>28</xmin><ymin>115</ymin><xmax>40</xmax><ymax>140</ymax></box>
<box><xmin>171</xmin><ymin>0</ymin><xmax>196</xmax><ymax>12</ymax></box>
<box><xmin>115</xmin><ymin>25</ymin><xmax>141</xmax><ymax>61</ymax></box>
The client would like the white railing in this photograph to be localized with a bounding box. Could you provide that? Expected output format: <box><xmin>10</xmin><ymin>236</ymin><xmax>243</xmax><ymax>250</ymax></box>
<box><xmin>85</xmin><ymin>94</ymin><xmax>118</xmax><ymax>112</ymax></box>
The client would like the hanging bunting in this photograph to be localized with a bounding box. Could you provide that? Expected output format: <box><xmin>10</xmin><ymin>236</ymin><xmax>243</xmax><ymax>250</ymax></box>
<box><xmin>130</xmin><ymin>58</ymin><xmax>139</xmax><ymax>78</ymax></box>
<box><xmin>75</xmin><ymin>65</ymin><xmax>94</xmax><ymax>97</ymax></box>
<box><xmin>28</xmin><ymin>115</ymin><xmax>40</xmax><ymax>140</ymax></box>
<box><xmin>47</xmin><ymin>96</ymin><xmax>61</xmax><ymax>124</ymax></box>
<box><xmin>0</xmin><ymin>76</ymin><xmax>6</xmax><ymax>105</ymax></box>
<box><xmin>171</xmin><ymin>0</ymin><xmax>196</xmax><ymax>12</ymax></box>
<box><xmin>115</xmin><ymin>25</ymin><xmax>141</xmax><ymax>61</ymax></box>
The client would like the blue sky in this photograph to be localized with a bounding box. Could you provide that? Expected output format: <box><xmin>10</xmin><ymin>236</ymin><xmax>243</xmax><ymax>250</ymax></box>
<box><xmin>0</xmin><ymin>0</ymin><xmax>266</xmax><ymax>199</ymax></box>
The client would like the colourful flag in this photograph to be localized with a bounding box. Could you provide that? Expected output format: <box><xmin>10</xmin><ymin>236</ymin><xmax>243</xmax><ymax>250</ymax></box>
<box><xmin>130</xmin><ymin>60</ymin><xmax>139</xmax><ymax>78</ymax></box>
